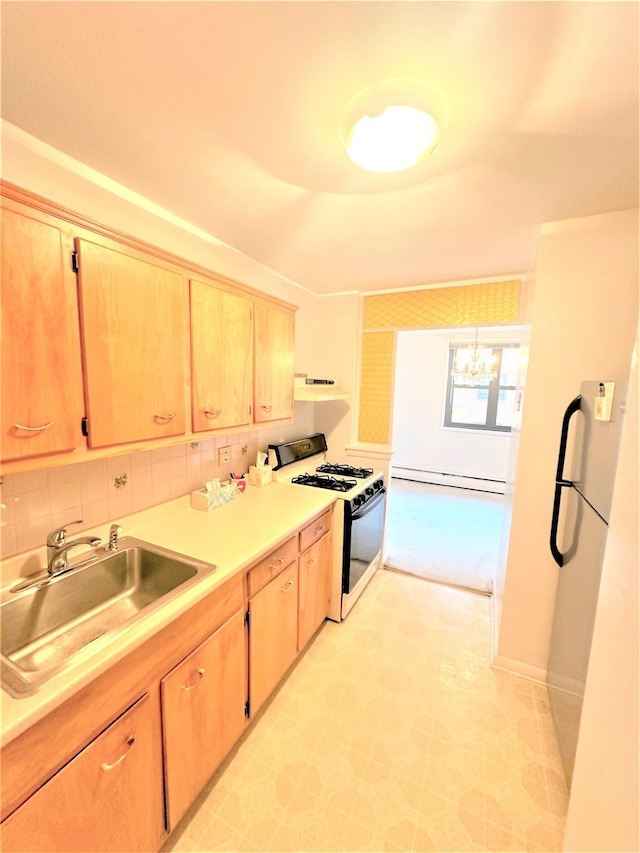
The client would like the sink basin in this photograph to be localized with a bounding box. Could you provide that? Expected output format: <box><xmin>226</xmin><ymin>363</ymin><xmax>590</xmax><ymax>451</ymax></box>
<box><xmin>1</xmin><ymin>537</ymin><xmax>217</xmax><ymax>698</ymax></box>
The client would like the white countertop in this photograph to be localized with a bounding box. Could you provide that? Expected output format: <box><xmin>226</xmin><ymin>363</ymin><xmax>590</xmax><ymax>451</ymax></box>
<box><xmin>0</xmin><ymin>483</ymin><xmax>336</xmax><ymax>746</ymax></box>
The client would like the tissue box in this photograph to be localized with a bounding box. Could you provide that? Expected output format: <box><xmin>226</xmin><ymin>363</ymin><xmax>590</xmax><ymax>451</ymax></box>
<box><xmin>248</xmin><ymin>465</ymin><xmax>272</xmax><ymax>487</ymax></box>
<box><xmin>190</xmin><ymin>482</ymin><xmax>236</xmax><ymax>511</ymax></box>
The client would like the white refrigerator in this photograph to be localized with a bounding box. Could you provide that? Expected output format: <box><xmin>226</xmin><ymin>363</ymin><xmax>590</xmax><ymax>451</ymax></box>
<box><xmin>547</xmin><ymin>379</ymin><xmax>627</xmax><ymax>786</ymax></box>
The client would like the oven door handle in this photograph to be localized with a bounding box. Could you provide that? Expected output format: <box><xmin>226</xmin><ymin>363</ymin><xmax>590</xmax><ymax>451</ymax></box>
<box><xmin>351</xmin><ymin>488</ymin><xmax>386</xmax><ymax>519</ymax></box>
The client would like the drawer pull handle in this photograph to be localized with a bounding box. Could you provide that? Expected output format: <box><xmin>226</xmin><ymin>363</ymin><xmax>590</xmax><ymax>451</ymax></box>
<box><xmin>280</xmin><ymin>580</ymin><xmax>294</xmax><ymax>593</ymax></box>
<box><xmin>181</xmin><ymin>668</ymin><xmax>206</xmax><ymax>691</ymax></box>
<box><xmin>13</xmin><ymin>420</ymin><xmax>54</xmax><ymax>432</ymax></box>
<box><xmin>101</xmin><ymin>737</ymin><xmax>135</xmax><ymax>771</ymax></box>
<box><xmin>204</xmin><ymin>408</ymin><xmax>222</xmax><ymax>418</ymax></box>
<box><xmin>313</xmin><ymin>525</ymin><xmax>324</xmax><ymax>534</ymax></box>
<box><xmin>261</xmin><ymin>404</ymin><xmax>273</xmax><ymax>412</ymax></box>
<box><xmin>269</xmin><ymin>557</ymin><xmax>285</xmax><ymax>568</ymax></box>
<box><xmin>154</xmin><ymin>412</ymin><xmax>177</xmax><ymax>421</ymax></box>
<box><xmin>307</xmin><ymin>558</ymin><xmax>318</xmax><ymax>568</ymax></box>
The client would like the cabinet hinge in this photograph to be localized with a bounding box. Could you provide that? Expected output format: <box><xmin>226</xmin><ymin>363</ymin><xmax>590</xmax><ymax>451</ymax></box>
<box><xmin>81</xmin><ymin>417</ymin><xmax>89</xmax><ymax>437</ymax></box>
<box><xmin>244</xmin><ymin>609</ymin><xmax>250</xmax><ymax>628</ymax></box>
<box><xmin>71</xmin><ymin>250</ymin><xmax>79</xmax><ymax>273</ymax></box>
<box><xmin>244</xmin><ymin>699</ymin><xmax>251</xmax><ymax>718</ymax></box>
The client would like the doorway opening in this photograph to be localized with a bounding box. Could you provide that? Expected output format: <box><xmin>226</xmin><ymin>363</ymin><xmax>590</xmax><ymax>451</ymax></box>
<box><xmin>384</xmin><ymin>326</ymin><xmax>521</xmax><ymax>594</ymax></box>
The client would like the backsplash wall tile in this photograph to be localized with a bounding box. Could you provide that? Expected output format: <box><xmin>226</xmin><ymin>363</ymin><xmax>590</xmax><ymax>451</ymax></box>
<box><xmin>0</xmin><ymin>430</ymin><xmax>263</xmax><ymax>561</ymax></box>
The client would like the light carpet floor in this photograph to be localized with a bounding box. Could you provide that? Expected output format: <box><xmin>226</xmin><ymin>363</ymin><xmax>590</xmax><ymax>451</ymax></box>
<box><xmin>163</xmin><ymin>570</ymin><xmax>567</xmax><ymax>853</ymax></box>
<box><xmin>385</xmin><ymin>479</ymin><xmax>505</xmax><ymax>593</ymax></box>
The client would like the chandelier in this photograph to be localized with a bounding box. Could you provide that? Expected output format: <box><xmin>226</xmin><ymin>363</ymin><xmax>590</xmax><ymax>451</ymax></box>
<box><xmin>451</xmin><ymin>330</ymin><xmax>498</xmax><ymax>387</ymax></box>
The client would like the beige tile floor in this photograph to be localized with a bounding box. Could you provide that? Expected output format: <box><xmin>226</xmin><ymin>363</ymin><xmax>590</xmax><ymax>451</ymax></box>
<box><xmin>163</xmin><ymin>569</ymin><xmax>567</xmax><ymax>853</ymax></box>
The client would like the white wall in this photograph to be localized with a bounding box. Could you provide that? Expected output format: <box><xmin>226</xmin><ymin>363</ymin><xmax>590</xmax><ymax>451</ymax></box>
<box><xmin>391</xmin><ymin>329</ymin><xmax>518</xmax><ymax>488</ymax></box>
<box><xmin>562</xmin><ymin>338</ymin><xmax>638</xmax><ymax>852</ymax></box>
<box><xmin>495</xmin><ymin>208</ymin><xmax>639</xmax><ymax>679</ymax></box>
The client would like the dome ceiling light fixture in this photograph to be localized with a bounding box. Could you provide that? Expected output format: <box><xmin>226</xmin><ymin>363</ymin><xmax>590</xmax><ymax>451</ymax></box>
<box><xmin>346</xmin><ymin>105</ymin><xmax>440</xmax><ymax>172</ymax></box>
<box><xmin>340</xmin><ymin>78</ymin><xmax>449</xmax><ymax>174</ymax></box>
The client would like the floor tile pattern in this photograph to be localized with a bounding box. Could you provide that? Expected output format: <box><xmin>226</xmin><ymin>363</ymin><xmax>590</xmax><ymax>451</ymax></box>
<box><xmin>163</xmin><ymin>570</ymin><xmax>567</xmax><ymax>852</ymax></box>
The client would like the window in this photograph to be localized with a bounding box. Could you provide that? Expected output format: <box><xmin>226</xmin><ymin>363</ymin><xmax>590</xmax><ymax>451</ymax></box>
<box><xmin>444</xmin><ymin>344</ymin><xmax>518</xmax><ymax>432</ymax></box>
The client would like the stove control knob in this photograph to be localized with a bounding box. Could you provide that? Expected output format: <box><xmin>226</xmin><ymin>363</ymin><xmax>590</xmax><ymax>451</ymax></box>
<box><xmin>354</xmin><ymin>494</ymin><xmax>364</xmax><ymax>507</ymax></box>
<box><xmin>366</xmin><ymin>486</ymin><xmax>374</xmax><ymax>497</ymax></box>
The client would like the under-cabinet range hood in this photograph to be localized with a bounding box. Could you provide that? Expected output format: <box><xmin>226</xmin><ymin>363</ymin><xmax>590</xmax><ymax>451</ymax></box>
<box><xmin>293</xmin><ymin>374</ymin><xmax>351</xmax><ymax>402</ymax></box>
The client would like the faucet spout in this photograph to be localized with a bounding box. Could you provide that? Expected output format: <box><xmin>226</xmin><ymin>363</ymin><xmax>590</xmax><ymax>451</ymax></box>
<box><xmin>47</xmin><ymin>534</ymin><xmax>102</xmax><ymax>575</ymax></box>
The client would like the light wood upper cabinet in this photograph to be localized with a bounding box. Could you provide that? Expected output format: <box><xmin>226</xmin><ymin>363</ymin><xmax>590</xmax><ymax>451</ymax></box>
<box><xmin>0</xmin><ymin>693</ymin><xmax>164</xmax><ymax>853</ymax></box>
<box><xmin>1</xmin><ymin>201</ymin><xmax>84</xmax><ymax>462</ymax></box>
<box><xmin>249</xmin><ymin>561</ymin><xmax>298</xmax><ymax>714</ymax></box>
<box><xmin>190</xmin><ymin>280</ymin><xmax>252</xmax><ymax>432</ymax></box>
<box><xmin>253</xmin><ymin>302</ymin><xmax>295</xmax><ymax>423</ymax></box>
<box><xmin>76</xmin><ymin>238</ymin><xmax>189</xmax><ymax>448</ymax></box>
<box><xmin>161</xmin><ymin>608</ymin><xmax>247</xmax><ymax>830</ymax></box>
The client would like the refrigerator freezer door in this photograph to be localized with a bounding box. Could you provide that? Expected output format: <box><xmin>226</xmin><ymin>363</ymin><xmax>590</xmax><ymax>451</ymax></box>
<box><xmin>547</xmin><ymin>487</ymin><xmax>609</xmax><ymax>785</ymax></box>
<box><xmin>566</xmin><ymin>381</ymin><xmax>626</xmax><ymax>524</ymax></box>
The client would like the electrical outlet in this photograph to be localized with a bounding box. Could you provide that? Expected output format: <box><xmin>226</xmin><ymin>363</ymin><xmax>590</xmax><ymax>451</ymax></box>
<box><xmin>218</xmin><ymin>445</ymin><xmax>232</xmax><ymax>465</ymax></box>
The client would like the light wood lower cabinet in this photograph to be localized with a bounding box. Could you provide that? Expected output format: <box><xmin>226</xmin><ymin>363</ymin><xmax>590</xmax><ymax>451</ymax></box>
<box><xmin>249</xmin><ymin>561</ymin><xmax>299</xmax><ymax>714</ymax></box>
<box><xmin>161</xmin><ymin>608</ymin><xmax>247</xmax><ymax>829</ymax></box>
<box><xmin>298</xmin><ymin>532</ymin><xmax>332</xmax><ymax>651</ymax></box>
<box><xmin>0</xmin><ymin>693</ymin><xmax>164</xmax><ymax>853</ymax></box>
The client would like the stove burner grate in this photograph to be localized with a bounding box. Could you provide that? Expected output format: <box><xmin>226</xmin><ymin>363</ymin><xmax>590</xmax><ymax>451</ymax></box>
<box><xmin>316</xmin><ymin>463</ymin><xmax>374</xmax><ymax>479</ymax></box>
<box><xmin>291</xmin><ymin>473</ymin><xmax>358</xmax><ymax>492</ymax></box>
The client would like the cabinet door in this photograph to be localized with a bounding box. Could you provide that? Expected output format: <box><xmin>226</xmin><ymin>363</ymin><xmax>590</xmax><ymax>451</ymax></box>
<box><xmin>249</xmin><ymin>561</ymin><xmax>298</xmax><ymax>713</ymax></box>
<box><xmin>298</xmin><ymin>533</ymin><xmax>332</xmax><ymax>651</ymax></box>
<box><xmin>0</xmin><ymin>693</ymin><xmax>164</xmax><ymax>853</ymax></box>
<box><xmin>76</xmin><ymin>238</ymin><xmax>188</xmax><ymax>448</ymax></box>
<box><xmin>1</xmin><ymin>201</ymin><xmax>84</xmax><ymax>461</ymax></box>
<box><xmin>190</xmin><ymin>280</ymin><xmax>252</xmax><ymax>432</ymax></box>
<box><xmin>161</xmin><ymin>609</ymin><xmax>246</xmax><ymax>829</ymax></box>
<box><xmin>253</xmin><ymin>302</ymin><xmax>295</xmax><ymax>423</ymax></box>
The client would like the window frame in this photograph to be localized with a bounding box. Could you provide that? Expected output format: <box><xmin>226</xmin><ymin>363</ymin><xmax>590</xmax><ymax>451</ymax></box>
<box><xmin>443</xmin><ymin>343</ymin><xmax>519</xmax><ymax>433</ymax></box>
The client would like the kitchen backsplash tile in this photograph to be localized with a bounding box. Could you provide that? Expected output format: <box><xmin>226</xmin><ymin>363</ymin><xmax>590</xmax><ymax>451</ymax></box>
<box><xmin>0</xmin><ymin>429</ymin><xmax>270</xmax><ymax>561</ymax></box>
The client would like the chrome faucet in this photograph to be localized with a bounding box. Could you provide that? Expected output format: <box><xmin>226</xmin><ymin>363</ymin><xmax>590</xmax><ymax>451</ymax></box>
<box><xmin>46</xmin><ymin>520</ymin><xmax>102</xmax><ymax>576</ymax></box>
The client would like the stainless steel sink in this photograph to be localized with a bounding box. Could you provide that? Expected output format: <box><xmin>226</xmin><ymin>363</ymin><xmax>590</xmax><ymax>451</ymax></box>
<box><xmin>1</xmin><ymin>537</ymin><xmax>217</xmax><ymax>698</ymax></box>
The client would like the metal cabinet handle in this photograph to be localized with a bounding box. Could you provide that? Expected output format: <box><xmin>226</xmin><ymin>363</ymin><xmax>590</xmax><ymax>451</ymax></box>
<box><xmin>269</xmin><ymin>557</ymin><xmax>285</xmax><ymax>569</ymax></box>
<box><xmin>154</xmin><ymin>412</ymin><xmax>177</xmax><ymax>421</ymax></box>
<box><xmin>261</xmin><ymin>405</ymin><xmax>273</xmax><ymax>412</ymax></box>
<box><xmin>204</xmin><ymin>408</ymin><xmax>222</xmax><ymax>418</ymax></box>
<box><xmin>181</xmin><ymin>667</ymin><xmax>206</xmax><ymax>691</ymax></box>
<box><xmin>307</xmin><ymin>558</ymin><xmax>318</xmax><ymax>568</ymax></box>
<box><xmin>13</xmin><ymin>420</ymin><xmax>55</xmax><ymax>432</ymax></box>
<box><xmin>280</xmin><ymin>580</ymin><xmax>294</xmax><ymax>593</ymax></box>
<box><xmin>101</xmin><ymin>737</ymin><xmax>135</xmax><ymax>771</ymax></box>
<box><xmin>313</xmin><ymin>525</ymin><xmax>324</xmax><ymax>534</ymax></box>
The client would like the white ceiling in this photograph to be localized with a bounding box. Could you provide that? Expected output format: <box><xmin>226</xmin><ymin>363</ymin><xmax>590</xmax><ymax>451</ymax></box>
<box><xmin>2</xmin><ymin>2</ymin><xmax>638</xmax><ymax>296</ymax></box>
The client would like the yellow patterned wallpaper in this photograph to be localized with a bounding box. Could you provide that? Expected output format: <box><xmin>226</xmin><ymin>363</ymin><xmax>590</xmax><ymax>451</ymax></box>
<box><xmin>358</xmin><ymin>280</ymin><xmax>521</xmax><ymax>445</ymax></box>
<box><xmin>358</xmin><ymin>332</ymin><xmax>396</xmax><ymax>445</ymax></box>
<box><xmin>363</xmin><ymin>279</ymin><xmax>521</xmax><ymax>330</ymax></box>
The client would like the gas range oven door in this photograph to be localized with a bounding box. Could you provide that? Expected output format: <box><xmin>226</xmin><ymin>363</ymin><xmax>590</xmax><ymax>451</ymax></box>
<box><xmin>341</xmin><ymin>488</ymin><xmax>386</xmax><ymax>618</ymax></box>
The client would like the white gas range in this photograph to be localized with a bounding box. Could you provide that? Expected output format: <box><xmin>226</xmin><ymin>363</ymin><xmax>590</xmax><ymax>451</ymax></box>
<box><xmin>269</xmin><ymin>434</ymin><xmax>386</xmax><ymax>622</ymax></box>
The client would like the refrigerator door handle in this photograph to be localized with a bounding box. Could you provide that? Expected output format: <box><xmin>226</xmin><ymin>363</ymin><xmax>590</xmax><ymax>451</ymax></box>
<box><xmin>550</xmin><ymin>395</ymin><xmax>582</xmax><ymax>567</ymax></box>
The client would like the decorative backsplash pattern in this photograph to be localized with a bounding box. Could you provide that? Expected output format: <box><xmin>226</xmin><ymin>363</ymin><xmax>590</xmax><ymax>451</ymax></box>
<box><xmin>0</xmin><ymin>432</ymin><xmax>259</xmax><ymax>559</ymax></box>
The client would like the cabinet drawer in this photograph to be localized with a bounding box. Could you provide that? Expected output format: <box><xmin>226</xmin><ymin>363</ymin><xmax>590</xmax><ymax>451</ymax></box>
<box><xmin>299</xmin><ymin>509</ymin><xmax>332</xmax><ymax>553</ymax></box>
<box><xmin>247</xmin><ymin>536</ymin><xmax>297</xmax><ymax>596</ymax></box>
<box><xmin>0</xmin><ymin>693</ymin><xmax>164</xmax><ymax>853</ymax></box>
